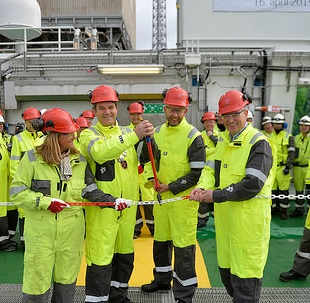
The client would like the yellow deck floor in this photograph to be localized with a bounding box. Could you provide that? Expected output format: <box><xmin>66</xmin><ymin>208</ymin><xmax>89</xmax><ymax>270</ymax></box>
<box><xmin>77</xmin><ymin>225</ymin><xmax>210</xmax><ymax>288</ymax></box>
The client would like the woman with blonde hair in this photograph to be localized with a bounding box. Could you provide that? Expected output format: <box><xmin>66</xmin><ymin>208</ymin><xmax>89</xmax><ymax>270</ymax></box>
<box><xmin>10</xmin><ymin>108</ymin><xmax>126</xmax><ymax>303</ymax></box>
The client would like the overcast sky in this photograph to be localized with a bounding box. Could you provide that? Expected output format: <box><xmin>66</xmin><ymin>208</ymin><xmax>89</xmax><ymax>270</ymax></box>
<box><xmin>136</xmin><ymin>0</ymin><xmax>177</xmax><ymax>50</ymax></box>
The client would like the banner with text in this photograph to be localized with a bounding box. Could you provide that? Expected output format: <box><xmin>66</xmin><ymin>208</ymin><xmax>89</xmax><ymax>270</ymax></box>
<box><xmin>214</xmin><ymin>0</ymin><xmax>310</xmax><ymax>12</ymax></box>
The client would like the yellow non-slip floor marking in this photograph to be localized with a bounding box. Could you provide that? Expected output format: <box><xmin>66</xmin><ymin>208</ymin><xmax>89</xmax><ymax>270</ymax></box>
<box><xmin>77</xmin><ymin>225</ymin><xmax>210</xmax><ymax>288</ymax></box>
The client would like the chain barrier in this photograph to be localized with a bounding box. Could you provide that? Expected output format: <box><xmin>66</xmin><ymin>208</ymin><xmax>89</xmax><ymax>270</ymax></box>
<box><xmin>1</xmin><ymin>194</ymin><xmax>309</xmax><ymax>207</ymax></box>
<box><xmin>257</xmin><ymin>194</ymin><xmax>310</xmax><ymax>200</ymax></box>
<box><xmin>0</xmin><ymin>195</ymin><xmax>190</xmax><ymax>207</ymax></box>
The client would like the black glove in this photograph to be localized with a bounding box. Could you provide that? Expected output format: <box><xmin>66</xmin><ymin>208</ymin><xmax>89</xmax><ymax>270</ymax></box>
<box><xmin>282</xmin><ymin>166</ymin><xmax>290</xmax><ymax>175</ymax></box>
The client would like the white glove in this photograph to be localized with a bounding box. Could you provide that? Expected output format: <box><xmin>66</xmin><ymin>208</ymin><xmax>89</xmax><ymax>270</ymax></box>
<box><xmin>115</xmin><ymin>198</ymin><xmax>131</xmax><ymax>211</ymax></box>
<box><xmin>48</xmin><ymin>198</ymin><xmax>70</xmax><ymax>213</ymax></box>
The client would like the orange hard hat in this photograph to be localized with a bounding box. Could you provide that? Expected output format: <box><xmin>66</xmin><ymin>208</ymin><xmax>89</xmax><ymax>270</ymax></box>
<box><xmin>42</xmin><ymin>108</ymin><xmax>79</xmax><ymax>133</ymax></box>
<box><xmin>127</xmin><ymin>101</ymin><xmax>144</xmax><ymax>114</ymax></box>
<box><xmin>22</xmin><ymin>107</ymin><xmax>41</xmax><ymax>120</ymax></box>
<box><xmin>201</xmin><ymin>112</ymin><xmax>216</xmax><ymax>123</ymax></box>
<box><xmin>163</xmin><ymin>87</ymin><xmax>191</xmax><ymax>107</ymax></box>
<box><xmin>75</xmin><ymin>116</ymin><xmax>89</xmax><ymax>128</ymax></box>
<box><xmin>218</xmin><ymin>90</ymin><xmax>250</xmax><ymax>115</ymax></box>
<box><xmin>81</xmin><ymin>110</ymin><xmax>95</xmax><ymax>119</ymax></box>
<box><xmin>89</xmin><ymin>85</ymin><xmax>119</xmax><ymax>104</ymax></box>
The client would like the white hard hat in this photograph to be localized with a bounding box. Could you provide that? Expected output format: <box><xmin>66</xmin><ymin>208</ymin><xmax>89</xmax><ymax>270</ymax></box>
<box><xmin>247</xmin><ymin>111</ymin><xmax>254</xmax><ymax>119</ymax></box>
<box><xmin>40</xmin><ymin>108</ymin><xmax>47</xmax><ymax>115</ymax></box>
<box><xmin>262</xmin><ymin>116</ymin><xmax>272</xmax><ymax>125</ymax></box>
<box><xmin>299</xmin><ymin>115</ymin><xmax>310</xmax><ymax>126</ymax></box>
<box><xmin>272</xmin><ymin>113</ymin><xmax>285</xmax><ymax>123</ymax></box>
<box><xmin>0</xmin><ymin>115</ymin><xmax>4</xmax><ymax>123</ymax></box>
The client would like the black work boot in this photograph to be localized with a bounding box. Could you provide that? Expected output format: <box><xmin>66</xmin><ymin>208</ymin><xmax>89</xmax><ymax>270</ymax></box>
<box><xmin>197</xmin><ymin>219</ymin><xmax>207</xmax><ymax>229</ymax></box>
<box><xmin>279</xmin><ymin>269</ymin><xmax>306</xmax><ymax>282</ymax></box>
<box><xmin>0</xmin><ymin>240</ymin><xmax>17</xmax><ymax>252</ymax></box>
<box><xmin>141</xmin><ymin>281</ymin><xmax>171</xmax><ymax>293</ymax></box>
<box><xmin>280</xmin><ymin>208</ymin><xmax>288</xmax><ymax>220</ymax></box>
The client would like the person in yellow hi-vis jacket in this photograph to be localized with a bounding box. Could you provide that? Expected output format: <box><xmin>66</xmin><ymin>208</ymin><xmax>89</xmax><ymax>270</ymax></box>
<box><xmin>280</xmin><ymin>160</ymin><xmax>310</xmax><ymax>282</ymax></box>
<box><xmin>290</xmin><ymin>116</ymin><xmax>310</xmax><ymax>218</ymax></box>
<box><xmin>10</xmin><ymin>108</ymin><xmax>124</xmax><ymax>303</ymax></box>
<box><xmin>74</xmin><ymin>116</ymin><xmax>89</xmax><ymax>151</ymax></box>
<box><xmin>141</xmin><ymin>87</ymin><xmax>205</xmax><ymax>303</ymax></box>
<box><xmin>269</xmin><ymin>113</ymin><xmax>295</xmax><ymax>220</ymax></box>
<box><xmin>0</xmin><ymin>114</ymin><xmax>11</xmax><ymax>151</ymax></box>
<box><xmin>127</xmin><ymin>101</ymin><xmax>155</xmax><ymax>238</ymax></box>
<box><xmin>261</xmin><ymin>116</ymin><xmax>274</xmax><ymax>137</ymax></box>
<box><xmin>80</xmin><ymin>109</ymin><xmax>95</xmax><ymax>127</ymax></box>
<box><xmin>10</xmin><ymin>107</ymin><xmax>45</xmax><ymax>249</ymax></box>
<box><xmin>79</xmin><ymin>85</ymin><xmax>154</xmax><ymax>303</ymax></box>
<box><xmin>198</xmin><ymin>111</ymin><xmax>219</xmax><ymax>229</ymax></box>
<box><xmin>190</xmin><ymin>90</ymin><xmax>275</xmax><ymax>303</ymax></box>
<box><xmin>279</xmin><ymin>209</ymin><xmax>310</xmax><ymax>282</ymax></box>
<box><xmin>0</xmin><ymin>124</ymin><xmax>17</xmax><ymax>252</ymax></box>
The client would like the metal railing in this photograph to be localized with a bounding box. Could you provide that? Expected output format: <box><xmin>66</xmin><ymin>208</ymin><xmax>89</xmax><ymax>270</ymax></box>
<box><xmin>0</xmin><ymin>26</ymin><xmax>76</xmax><ymax>53</ymax></box>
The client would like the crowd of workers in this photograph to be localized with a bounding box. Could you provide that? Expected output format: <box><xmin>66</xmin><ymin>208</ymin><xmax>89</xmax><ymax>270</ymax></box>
<box><xmin>0</xmin><ymin>86</ymin><xmax>310</xmax><ymax>303</ymax></box>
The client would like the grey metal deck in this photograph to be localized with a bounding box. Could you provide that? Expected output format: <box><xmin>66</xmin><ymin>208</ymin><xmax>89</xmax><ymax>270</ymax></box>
<box><xmin>1</xmin><ymin>285</ymin><xmax>310</xmax><ymax>303</ymax></box>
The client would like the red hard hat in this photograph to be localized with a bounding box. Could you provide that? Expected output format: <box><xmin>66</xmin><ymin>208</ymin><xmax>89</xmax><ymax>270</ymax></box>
<box><xmin>22</xmin><ymin>107</ymin><xmax>41</xmax><ymax>120</ymax></box>
<box><xmin>163</xmin><ymin>87</ymin><xmax>191</xmax><ymax>107</ymax></box>
<box><xmin>127</xmin><ymin>101</ymin><xmax>144</xmax><ymax>114</ymax></box>
<box><xmin>201</xmin><ymin>112</ymin><xmax>216</xmax><ymax>122</ymax></box>
<box><xmin>81</xmin><ymin>110</ymin><xmax>95</xmax><ymax>119</ymax></box>
<box><xmin>218</xmin><ymin>90</ymin><xmax>250</xmax><ymax>115</ymax></box>
<box><xmin>42</xmin><ymin>108</ymin><xmax>79</xmax><ymax>133</ymax></box>
<box><xmin>75</xmin><ymin>116</ymin><xmax>89</xmax><ymax>128</ymax></box>
<box><xmin>89</xmin><ymin>85</ymin><xmax>119</xmax><ymax>104</ymax></box>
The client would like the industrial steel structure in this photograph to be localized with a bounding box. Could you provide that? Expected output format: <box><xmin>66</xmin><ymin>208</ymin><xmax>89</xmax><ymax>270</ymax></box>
<box><xmin>152</xmin><ymin>0</ymin><xmax>167</xmax><ymax>50</ymax></box>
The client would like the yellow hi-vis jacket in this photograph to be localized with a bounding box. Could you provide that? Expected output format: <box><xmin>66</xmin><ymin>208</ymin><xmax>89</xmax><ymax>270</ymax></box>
<box><xmin>9</xmin><ymin>150</ymin><xmax>86</xmax><ymax>295</ymax></box>
<box><xmin>294</xmin><ymin>133</ymin><xmax>310</xmax><ymax>166</ymax></box>
<box><xmin>269</xmin><ymin>130</ymin><xmax>294</xmax><ymax>191</ymax></box>
<box><xmin>10</xmin><ymin>129</ymin><xmax>45</xmax><ymax>178</ymax></box>
<box><xmin>10</xmin><ymin>129</ymin><xmax>45</xmax><ymax>216</ymax></box>
<box><xmin>144</xmin><ymin>118</ymin><xmax>205</xmax><ymax>247</ymax></box>
<box><xmin>79</xmin><ymin>122</ymin><xmax>139</xmax><ymax>266</ymax></box>
<box><xmin>201</xmin><ymin>129</ymin><xmax>219</xmax><ymax>161</ymax></box>
<box><xmin>197</xmin><ymin>124</ymin><xmax>275</xmax><ymax>279</ymax></box>
<box><xmin>269</xmin><ymin>129</ymin><xmax>294</xmax><ymax>167</ymax></box>
<box><xmin>293</xmin><ymin>133</ymin><xmax>310</xmax><ymax>191</ymax></box>
<box><xmin>0</xmin><ymin>133</ymin><xmax>10</xmax><ymax>218</ymax></box>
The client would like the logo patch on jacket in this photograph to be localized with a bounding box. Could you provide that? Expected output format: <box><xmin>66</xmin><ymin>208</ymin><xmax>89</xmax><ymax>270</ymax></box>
<box><xmin>95</xmin><ymin>160</ymin><xmax>115</xmax><ymax>181</ymax></box>
<box><xmin>100</xmin><ymin>167</ymin><xmax>107</xmax><ymax>174</ymax></box>
<box><xmin>226</xmin><ymin>186</ymin><xmax>234</xmax><ymax>192</ymax></box>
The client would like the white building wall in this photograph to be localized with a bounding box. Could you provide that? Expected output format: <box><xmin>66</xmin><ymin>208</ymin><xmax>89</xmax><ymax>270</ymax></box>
<box><xmin>179</xmin><ymin>0</ymin><xmax>310</xmax><ymax>49</ymax></box>
<box><xmin>177</xmin><ymin>0</ymin><xmax>310</xmax><ymax>132</ymax></box>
